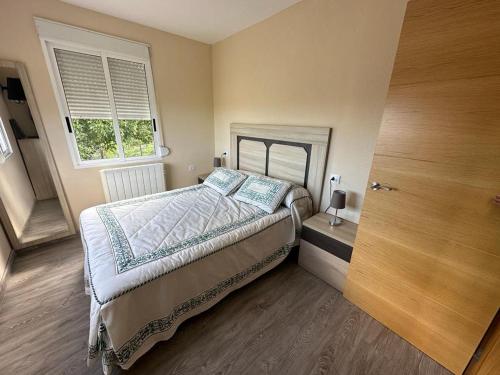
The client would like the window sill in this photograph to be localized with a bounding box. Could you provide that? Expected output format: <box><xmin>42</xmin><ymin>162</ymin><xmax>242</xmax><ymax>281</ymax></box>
<box><xmin>72</xmin><ymin>155</ymin><xmax>164</xmax><ymax>169</ymax></box>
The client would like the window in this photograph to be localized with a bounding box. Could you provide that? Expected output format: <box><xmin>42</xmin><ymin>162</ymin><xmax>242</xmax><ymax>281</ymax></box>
<box><xmin>0</xmin><ymin>117</ymin><xmax>13</xmax><ymax>163</ymax></box>
<box><xmin>36</xmin><ymin>19</ymin><xmax>161</xmax><ymax>167</ymax></box>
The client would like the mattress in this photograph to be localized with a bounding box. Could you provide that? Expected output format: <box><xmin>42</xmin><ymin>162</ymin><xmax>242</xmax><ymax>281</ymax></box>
<box><xmin>80</xmin><ymin>183</ymin><xmax>311</xmax><ymax>373</ymax></box>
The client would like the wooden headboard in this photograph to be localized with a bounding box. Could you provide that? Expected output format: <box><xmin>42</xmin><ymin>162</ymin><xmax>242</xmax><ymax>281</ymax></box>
<box><xmin>230</xmin><ymin>123</ymin><xmax>331</xmax><ymax>212</ymax></box>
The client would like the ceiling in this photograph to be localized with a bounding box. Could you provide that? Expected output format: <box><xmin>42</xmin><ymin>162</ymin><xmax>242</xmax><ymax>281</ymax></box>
<box><xmin>61</xmin><ymin>0</ymin><xmax>302</xmax><ymax>44</ymax></box>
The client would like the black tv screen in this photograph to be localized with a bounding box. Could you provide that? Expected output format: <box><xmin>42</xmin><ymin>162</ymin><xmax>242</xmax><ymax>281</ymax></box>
<box><xmin>7</xmin><ymin>78</ymin><xmax>26</xmax><ymax>101</ymax></box>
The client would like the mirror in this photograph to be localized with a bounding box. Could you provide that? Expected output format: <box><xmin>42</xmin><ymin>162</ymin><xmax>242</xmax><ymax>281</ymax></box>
<box><xmin>0</xmin><ymin>61</ymin><xmax>75</xmax><ymax>249</ymax></box>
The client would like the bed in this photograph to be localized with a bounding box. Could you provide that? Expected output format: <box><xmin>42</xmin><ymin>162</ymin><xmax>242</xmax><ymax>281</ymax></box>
<box><xmin>81</xmin><ymin>124</ymin><xmax>331</xmax><ymax>373</ymax></box>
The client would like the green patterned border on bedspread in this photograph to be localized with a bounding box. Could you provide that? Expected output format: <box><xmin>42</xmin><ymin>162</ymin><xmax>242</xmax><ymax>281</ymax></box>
<box><xmin>95</xmin><ymin>184</ymin><xmax>269</xmax><ymax>273</ymax></box>
<box><xmin>89</xmin><ymin>243</ymin><xmax>292</xmax><ymax>366</ymax></box>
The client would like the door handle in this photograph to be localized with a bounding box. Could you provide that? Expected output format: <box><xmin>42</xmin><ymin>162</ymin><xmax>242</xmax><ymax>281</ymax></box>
<box><xmin>370</xmin><ymin>181</ymin><xmax>393</xmax><ymax>191</ymax></box>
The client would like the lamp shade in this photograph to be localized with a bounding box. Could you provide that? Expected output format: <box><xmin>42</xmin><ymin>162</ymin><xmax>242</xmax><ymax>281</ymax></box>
<box><xmin>213</xmin><ymin>157</ymin><xmax>222</xmax><ymax>167</ymax></box>
<box><xmin>330</xmin><ymin>190</ymin><xmax>346</xmax><ymax>209</ymax></box>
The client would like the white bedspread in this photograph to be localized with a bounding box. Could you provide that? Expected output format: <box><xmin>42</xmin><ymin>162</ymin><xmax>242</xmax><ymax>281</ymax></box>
<box><xmin>80</xmin><ymin>184</ymin><xmax>311</xmax><ymax>373</ymax></box>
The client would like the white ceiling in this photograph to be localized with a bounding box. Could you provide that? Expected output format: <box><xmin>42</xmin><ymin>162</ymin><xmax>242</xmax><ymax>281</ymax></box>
<box><xmin>61</xmin><ymin>0</ymin><xmax>302</xmax><ymax>44</ymax></box>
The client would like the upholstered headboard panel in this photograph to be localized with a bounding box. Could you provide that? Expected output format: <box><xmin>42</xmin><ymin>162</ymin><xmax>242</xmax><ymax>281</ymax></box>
<box><xmin>230</xmin><ymin>123</ymin><xmax>331</xmax><ymax>212</ymax></box>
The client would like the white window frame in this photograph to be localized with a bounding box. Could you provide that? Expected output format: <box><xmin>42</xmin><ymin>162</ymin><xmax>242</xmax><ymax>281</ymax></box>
<box><xmin>0</xmin><ymin>116</ymin><xmax>13</xmax><ymax>163</ymax></box>
<box><xmin>35</xmin><ymin>18</ymin><xmax>164</xmax><ymax>168</ymax></box>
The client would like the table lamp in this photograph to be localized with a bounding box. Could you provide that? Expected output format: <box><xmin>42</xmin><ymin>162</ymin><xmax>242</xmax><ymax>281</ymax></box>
<box><xmin>329</xmin><ymin>190</ymin><xmax>346</xmax><ymax>226</ymax></box>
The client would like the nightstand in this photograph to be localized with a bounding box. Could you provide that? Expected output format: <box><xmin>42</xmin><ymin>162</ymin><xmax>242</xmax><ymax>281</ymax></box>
<box><xmin>299</xmin><ymin>212</ymin><xmax>357</xmax><ymax>292</ymax></box>
<box><xmin>197</xmin><ymin>173</ymin><xmax>210</xmax><ymax>184</ymax></box>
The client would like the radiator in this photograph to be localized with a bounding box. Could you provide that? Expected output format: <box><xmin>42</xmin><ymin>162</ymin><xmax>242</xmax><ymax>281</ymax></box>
<box><xmin>100</xmin><ymin>163</ymin><xmax>166</xmax><ymax>202</ymax></box>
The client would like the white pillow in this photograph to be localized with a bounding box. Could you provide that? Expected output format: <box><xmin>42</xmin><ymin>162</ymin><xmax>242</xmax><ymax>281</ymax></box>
<box><xmin>203</xmin><ymin>168</ymin><xmax>247</xmax><ymax>196</ymax></box>
<box><xmin>234</xmin><ymin>175</ymin><xmax>292</xmax><ymax>214</ymax></box>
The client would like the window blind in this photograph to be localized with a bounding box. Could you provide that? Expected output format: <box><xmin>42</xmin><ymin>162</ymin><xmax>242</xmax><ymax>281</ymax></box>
<box><xmin>45</xmin><ymin>39</ymin><xmax>160</xmax><ymax>165</ymax></box>
<box><xmin>0</xmin><ymin>121</ymin><xmax>9</xmax><ymax>153</ymax></box>
<box><xmin>107</xmin><ymin>58</ymin><xmax>152</xmax><ymax>120</ymax></box>
<box><xmin>0</xmin><ymin>118</ymin><xmax>12</xmax><ymax>161</ymax></box>
<box><xmin>54</xmin><ymin>49</ymin><xmax>112</xmax><ymax>119</ymax></box>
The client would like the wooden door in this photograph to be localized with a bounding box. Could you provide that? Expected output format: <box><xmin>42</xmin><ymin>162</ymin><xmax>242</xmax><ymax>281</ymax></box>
<box><xmin>343</xmin><ymin>0</ymin><xmax>500</xmax><ymax>374</ymax></box>
<box><xmin>465</xmin><ymin>311</ymin><xmax>500</xmax><ymax>375</ymax></box>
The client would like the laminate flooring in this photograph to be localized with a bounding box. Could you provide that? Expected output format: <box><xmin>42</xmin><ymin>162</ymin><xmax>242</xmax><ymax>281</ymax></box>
<box><xmin>19</xmin><ymin>198</ymin><xmax>69</xmax><ymax>245</ymax></box>
<box><xmin>0</xmin><ymin>237</ymin><xmax>452</xmax><ymax>375</ymax></box>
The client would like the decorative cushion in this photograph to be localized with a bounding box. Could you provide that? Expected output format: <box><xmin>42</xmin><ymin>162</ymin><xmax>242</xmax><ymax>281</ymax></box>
<box><xmin>234</xmin><ymin>175</ymin><xmax>292</xmax><ymax>214</ymax></box>
<box><xmin>203</xmin><ymin>168</ymin><xmax>247</xmax><ymax>196</ymax></box>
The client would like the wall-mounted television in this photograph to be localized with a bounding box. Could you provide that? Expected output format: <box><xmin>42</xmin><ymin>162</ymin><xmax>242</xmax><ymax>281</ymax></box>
<box><xmin>7</xmin><ymin>77</ymin><xmax>26</xmax><ymax>101</ymax></box>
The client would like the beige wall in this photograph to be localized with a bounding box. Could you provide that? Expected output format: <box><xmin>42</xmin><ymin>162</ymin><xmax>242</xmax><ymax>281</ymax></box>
<box><xmin>0</xmin><ymin>0</ymin><xmax>407</xmax><ymax>227</ymax></box>
<box><xmin>0</xmin><ymin>94</ymin><xmax>36</xmax><ymax>237</ymax></box>
<box><xmin>0</xmin><ymin>0</ymin><xmax>214</xmax><ymax>225</ymax></box>
<box><xmin>213</xmin><ymin>0</ymin><xmax>408</xmax><ymax>222</ymax></box>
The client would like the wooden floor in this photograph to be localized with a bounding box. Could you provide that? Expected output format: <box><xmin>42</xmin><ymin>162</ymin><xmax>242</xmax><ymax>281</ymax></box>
<box><xmin>19</xmin><ymin>198</ymin><xmax>69</xmax><ymax>245</ymax></box>
<box><xmin>0</xmin><ymin>237</ymin><xmax>451</xmax><ymax>375</ymax></box>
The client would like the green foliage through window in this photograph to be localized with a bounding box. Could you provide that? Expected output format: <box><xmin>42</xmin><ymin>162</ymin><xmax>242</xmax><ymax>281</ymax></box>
<box><xmin>120</xmin><ymin>120</ymin><xmax>155</xmax><ymax>158</ymax></box>
<box><xmin>73</xmin><ymin>119</ymin><xmax>117</xmax><ymax>161</ymax></box>
<box><xmin>72</xmin><ymin>119</ymin><xmax>155</xmax><ymax>161</ymax></box>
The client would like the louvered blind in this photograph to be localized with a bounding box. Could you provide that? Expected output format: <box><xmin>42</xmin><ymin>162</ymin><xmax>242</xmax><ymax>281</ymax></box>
<box><xmin>54</xmin><ymin>49</ymin><xmax>112</xmax><ymax>119</ymax></box>
<box><xmin>108</xmin><ymin>58</ymin><xmax>152</xmax><ymax>120</ymax></box>
<box><xmin>0</xmin><ymin>118</ymin><xmax>11</xmax><ymax>156</ymax></box>
<box><xmin>49</xmin><ymin>43</ymin><xmax>159</xmax><ymax>164</ymax></box>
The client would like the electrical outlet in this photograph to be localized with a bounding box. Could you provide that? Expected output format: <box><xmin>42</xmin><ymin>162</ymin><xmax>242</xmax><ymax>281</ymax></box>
<box><xmin>188</xmin><ymin>164</ymin><xmax>196</xmax><ymax>172</ymax></box>
<box><xmin>330</xmin><ymin>174</ymin><xmax>341</xmax><ymax>184</ymax></box>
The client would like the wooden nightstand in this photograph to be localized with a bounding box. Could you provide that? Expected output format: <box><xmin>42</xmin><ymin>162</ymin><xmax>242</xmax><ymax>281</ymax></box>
<box><xmin>299</xmin><ymin>212</ymin><xmax>358</xmax><ymax>292</ymax></box>
<box><xmin>197</xmin><ymin>173</ymin><xmax>210</xmax><ymax>184</ymax></box>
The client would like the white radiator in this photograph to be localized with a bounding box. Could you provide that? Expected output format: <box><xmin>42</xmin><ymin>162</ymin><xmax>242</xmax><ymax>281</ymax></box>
<box><xmin>100</xmin><ymin>163</ymin><xmax>166</xmax><ymax>202</ymax></box>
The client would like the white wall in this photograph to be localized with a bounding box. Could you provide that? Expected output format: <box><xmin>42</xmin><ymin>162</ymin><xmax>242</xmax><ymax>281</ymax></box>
<box><xmin>213</xmin><ymin>0</ymin><xmax>408</xmax><ymax>222</ymax></box>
